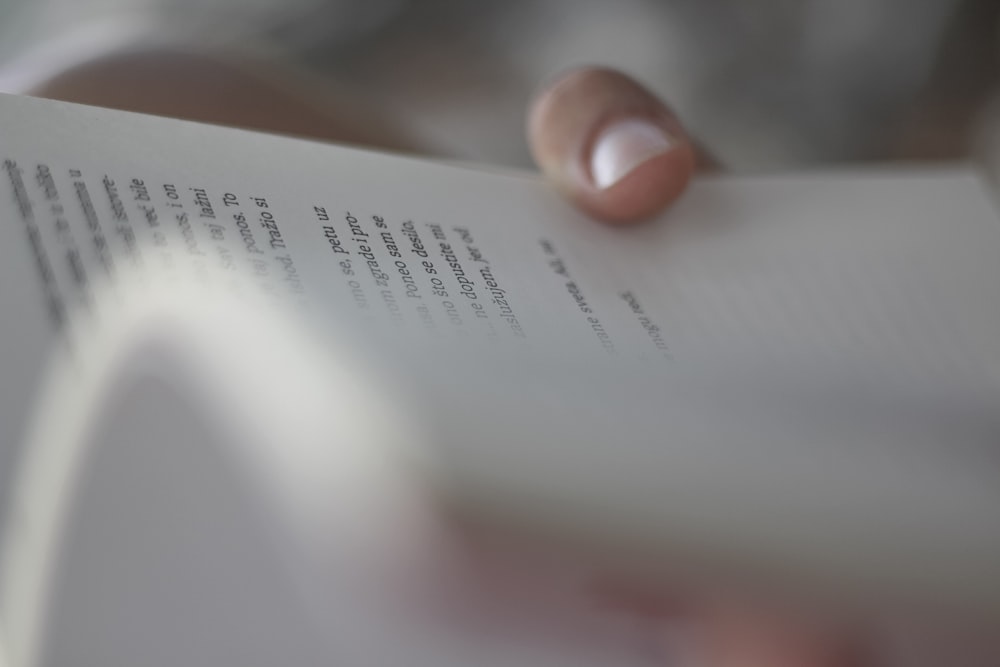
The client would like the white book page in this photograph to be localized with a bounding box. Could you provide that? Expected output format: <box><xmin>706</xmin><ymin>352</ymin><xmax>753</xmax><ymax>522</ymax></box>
<box><xmin>1</xmin><ymin>93</ymin><xmax>999</xmax><ymax>618</ymax></box>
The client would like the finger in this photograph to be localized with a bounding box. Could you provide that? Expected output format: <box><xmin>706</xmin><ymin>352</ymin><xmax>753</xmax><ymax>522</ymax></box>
<box><xmin>528</xmin><ymin>66</ymin><xmax>701</xmax><ymax>224</ymax></box>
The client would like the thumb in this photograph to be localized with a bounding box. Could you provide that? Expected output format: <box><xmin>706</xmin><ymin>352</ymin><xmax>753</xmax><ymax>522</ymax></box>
<box><xmin>527</xmin><ymin>66</ymin><xmax>702</xmax><ymax>224</ymax></box>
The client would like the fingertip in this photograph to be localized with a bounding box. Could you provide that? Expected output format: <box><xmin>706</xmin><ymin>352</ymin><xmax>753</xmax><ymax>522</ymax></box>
<box><xmin>577</xmin><ymin>123</ymin><xmax>697</xmax><ymax>224</ymax></box>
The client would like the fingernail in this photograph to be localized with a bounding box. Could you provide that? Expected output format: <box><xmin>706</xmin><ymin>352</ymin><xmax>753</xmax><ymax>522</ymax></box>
<box><xmin>590</xmin><ymin>118</ymin><xmax>675</xmax><ymax>190</ymax></box>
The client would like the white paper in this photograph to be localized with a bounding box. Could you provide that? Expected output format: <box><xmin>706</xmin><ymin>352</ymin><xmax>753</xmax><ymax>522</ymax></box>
<box><xmin>1</xmin><ymin>93</ymin><xmax>999</xmax><ymax>623</ymax></box>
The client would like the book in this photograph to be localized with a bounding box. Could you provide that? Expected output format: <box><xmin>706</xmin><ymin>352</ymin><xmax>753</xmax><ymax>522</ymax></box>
<box><xmin>0</xmin><ymin>92</ymin><xmax>998</xmax><ymax>666</ymax></box>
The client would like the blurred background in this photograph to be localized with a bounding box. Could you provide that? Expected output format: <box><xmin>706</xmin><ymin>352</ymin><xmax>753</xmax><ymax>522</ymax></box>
<box><xmin>0</xmin><ymin>0</ymin><xmax>997</xmax><ymax>173</ymax></box>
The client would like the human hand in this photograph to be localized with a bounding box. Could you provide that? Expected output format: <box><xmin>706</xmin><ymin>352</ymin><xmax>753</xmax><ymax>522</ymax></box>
<box><xmin>25</xmin><ymin>49</ymin><xmax>704</xmax><ymax>224</ymax></box>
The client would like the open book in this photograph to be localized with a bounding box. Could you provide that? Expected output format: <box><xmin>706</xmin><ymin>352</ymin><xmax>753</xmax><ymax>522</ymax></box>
<box><xmin>0</xmin><ymin>93</ymin><xmax>999</xmax><ymax>666</ymax></box>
